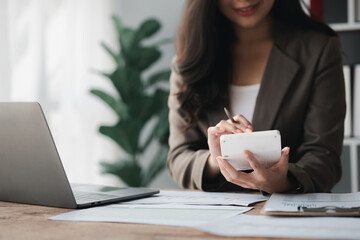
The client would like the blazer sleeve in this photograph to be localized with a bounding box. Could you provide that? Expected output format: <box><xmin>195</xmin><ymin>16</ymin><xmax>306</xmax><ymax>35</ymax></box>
<box><xmin>167</xmin><ymin>71</ymin><xmax>252</xmax><ymax>192</ymax></box>
<box><xmin>167</xmin><ymin>71</ymin><xmax>211</xmax><ymax>189</ymax></box>
<box><xmin>288</xmin><ymin>37</ymin><xmax>346</xmax><ymax>193</ymax></box>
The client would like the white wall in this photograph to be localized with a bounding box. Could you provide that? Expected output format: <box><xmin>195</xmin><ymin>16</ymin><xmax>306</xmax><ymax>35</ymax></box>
<box><xmin>0</xmin><ymin>1</ymin><xmax>11</xmax><ymax>101</ymax></box>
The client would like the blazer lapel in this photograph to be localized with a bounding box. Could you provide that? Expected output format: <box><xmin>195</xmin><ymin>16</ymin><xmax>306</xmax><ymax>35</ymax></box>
<box><xmin>252</xmin><ymin>42</ymin><xmax>300</xmax><ymax>131</ymax></box>
<box><xmin>205</xmin><ymin>21</ymin><xmax>300</xmax><ymax>133</ymax></box>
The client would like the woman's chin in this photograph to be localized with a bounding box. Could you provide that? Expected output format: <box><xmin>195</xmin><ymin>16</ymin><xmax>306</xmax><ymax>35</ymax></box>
<box><xmin>235</xmin><ymin>20</ymin><xmax>261</xmax><ymax>30</ymax></box>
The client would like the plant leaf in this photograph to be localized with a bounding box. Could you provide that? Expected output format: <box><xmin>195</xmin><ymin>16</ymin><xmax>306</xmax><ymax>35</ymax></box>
<box><xmin>112</xmin><ymin>15</ymin><xmax>123</xmax><ymax>37</ymax></box>
<box><xmin>98</xmin><ymin>71</ymin><xmax>112</xmax><ymax>79</ymax></box>
<box><xmin>101</xmin><ymin>160</ymin><xmax>143</xmax><ymax>187</ymax></box>
<box><xmin>135</xmin><ymin>18</ymin><xmax>161</xmax><ymax>42</ymax></box>
<box><xmin>147</xmin><ymin>70</ymin><xmax>171</xmax><ymax>86</ymax></box>
<box><xmin>154</xmin><ymin>107</ymin><xmax>170</xmax><ymax>146</ymax></box>
<box><xmin>127</xmin><ymin>95</ymin><xmax>153</xmax><ymax>124</ymax></box>
<box><xmin>101</xmin><ymin>42</ymin><xmax>120</xmax><ymax>64</ymax></box>
<box><xmin>151</xmin><ymin>89</ymin><xmax>169</xmax><ymax>117</ymax></box>
<box><xmin>120</xmin><ymin>28</ymin><xmax>136</xmax><ymax>57</ymax></box>
<box><xmin>93</xmin><ymin>15</ymin><xmax>173</xmax><ymax>188</ymax></box>
<box><xmin>99</xmin><ymin>119</ymin><xmax>142</xmax><ymax>155</ymax></box>
<box><xmin>138</xmin><ymin>94</ymin><xmax>169</xmax><ymax>152</ymax></box>
<box><xmin>131</xmin><ymin>89</ymin><xmax>168</xmax><ymax>124</ymax></box>
<box><xmin>100</xmin><ymin>125</ymin><xmax>133</xmax><ymax>154</ymax></box>
<box><xmin>141</xmin><ymin>147</ymin><xmax>168</xmax><ymax>186</ymax></box>
<box><xmin>131</xmin><ymin>47</ymin><xmax>161</xmax><ymax>71</ymax></box>
<box><xmin>90</xmin><ymin>89</ymin><xmax>127</xmax><ymax>118</ymax></box>
<box><xmin>106</xmin><ymin>65</ymin><xmax>143</xmax><ymax>104</ymax></box>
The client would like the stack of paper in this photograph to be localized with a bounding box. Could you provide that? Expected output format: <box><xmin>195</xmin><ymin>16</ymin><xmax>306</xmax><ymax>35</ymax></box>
<box><xmin>124</xmin><ymin>190</ymin><xmax>268</xmax><ymax>206</ymax></box>
<box><xmin>195</xmin><ymin>192</ymin><xmax>360</xmax><ymax>239</ymax></box>
<box><xmin>50</xmin><ymin>190</ymin><xmax>267</xmax><ymax>227</ymax></box>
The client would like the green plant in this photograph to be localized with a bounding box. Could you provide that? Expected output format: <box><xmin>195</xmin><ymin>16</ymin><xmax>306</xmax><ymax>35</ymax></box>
<box><xmin>90</xmin><ymin>15</ymin><xmax>171</xmax><ymax>187</ymax></box>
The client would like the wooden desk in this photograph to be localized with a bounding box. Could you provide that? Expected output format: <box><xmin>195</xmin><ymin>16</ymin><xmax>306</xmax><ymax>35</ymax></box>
<box><xmin>0</xmin><ymin>200</ymin><xmax>273</xmax><ymax>240</ymax></box>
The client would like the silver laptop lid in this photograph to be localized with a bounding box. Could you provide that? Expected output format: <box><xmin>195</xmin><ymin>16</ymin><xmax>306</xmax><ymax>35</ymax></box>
<box><xmin>0</xmin><ymin>102</ymin><xmax>76</xmax><ymax>208</ymax></box>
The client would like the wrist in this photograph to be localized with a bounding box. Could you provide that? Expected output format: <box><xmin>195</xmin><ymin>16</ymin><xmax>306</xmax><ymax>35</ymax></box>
<box><xmin>205</xmin><ymin>154</ymin><xmax>220</xmax><ymax>179</ymax></box>
<box><xmin>286</xmin><ymin>172</ymin><xmax>304</xmax><ymax>193</ymax></box>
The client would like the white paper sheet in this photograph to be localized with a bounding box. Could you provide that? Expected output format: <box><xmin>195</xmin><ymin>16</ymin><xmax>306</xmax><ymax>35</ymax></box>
<box><xmin>195</xmin><ymin>215</ymin><xmax>360</xmax><ymax>239</ymax></box>
<box><xmin>49</xmin><ymin>204</ymin><xmax>252</xmax><ymax>227</ymax></box>
<box><xmin>122</xmin><ymin>190</ymin><xmax>268</xmax><ymax>206</ymax></box>
<box><xmin>264</xmin><ymin>192</ymin><xmax>360</xmax><ymax>212</ymax></box>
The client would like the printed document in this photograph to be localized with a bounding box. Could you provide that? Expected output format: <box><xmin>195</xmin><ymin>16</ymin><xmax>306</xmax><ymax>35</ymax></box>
<box><xmin>264</xmin><ymin>192</ymin><xmax>360</xmax><ymax>212</ymax></box>
<box><xmin>122</xmin><ymin>190</ymin><xmax>268</xmax><ymax>206</ymax></box>
<box><xmin>49</xmin><ymin>204</ymin><xmax>252</xmax><ymax>227</ymax></box>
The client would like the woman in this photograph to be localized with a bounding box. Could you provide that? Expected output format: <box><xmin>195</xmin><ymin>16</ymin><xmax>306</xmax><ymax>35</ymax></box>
<box><xmin>167</xmin><ymin>0</ymin><xmax>345</xmax><ymax>193</ymax></box>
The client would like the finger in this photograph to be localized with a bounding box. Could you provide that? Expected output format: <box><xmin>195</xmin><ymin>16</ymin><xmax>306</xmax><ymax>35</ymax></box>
<box><xmin>216</xmin><ymin>120</ymin><xmax>242</xmax><ymax>134</ymax></box>
<box><xmin>217</xmin><ymin>157</ymin><xmax>253</xmax><ymax>188</ymax></box>
<box><xmin>217</xmin><ymin>157</ymin><xmax>235</xmax><ymax>181</ymax></box>
<box><xmin>207</xmin><ymin>126</ymin><xmax>232</xmax><ymax>137</ymax></box>
<box><xmin>233</xmin><ymin>114</ymin><xmax>253</xmax><ymax>132</ymax></box>
<box><xmin>219</xmin><ymin>157</ymin><xmax>249</xmax><ymax>179</ymax></box>
<box><xmin>225</xmin><ymin>119</ymin><xmax>248</xmax><ymax>133</ymax></box>
<box><xmin>274</xmin><ymin>147</ymin><xmax>290</xmax><ymax>168</ymax></box>
<box><xmin>243</xmin><ymin>150</ymin><xmax>265</xmax><ymax>172</ymax></box>
<box><xmin>207</xmin><ymin>126</ymin><xmax>218</xmax><ymax>136</ymax></box>
<box><xmin>217</xmin><ymin>157</ymin><xmax>256</xmax><ymax>189</ymax></box>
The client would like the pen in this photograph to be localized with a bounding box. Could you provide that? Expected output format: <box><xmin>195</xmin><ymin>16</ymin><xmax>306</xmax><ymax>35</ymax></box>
<box><xmin>298</xmin><ymin>206</ymin><xmax>360</xmax><ymax>216</ymax></box>
<box><xmin>223</xmin><ymin>107</ymin><xmax>269</xmax><ymax>197</ymax></box>
<box><xmin>224</xmin><ymin>107</ymin><xmax>236</xmax><ymax>123</ymax></box>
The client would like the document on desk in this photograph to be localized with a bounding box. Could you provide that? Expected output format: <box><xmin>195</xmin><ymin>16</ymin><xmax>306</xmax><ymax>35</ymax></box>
<box><xmin>195</xmin><ymin>215</ymin><xmax>360</xmax><ymax>239</ymax></box>
<box><xmin>49</xmin><ymin>204</ymin><xmax>252</xmax><ymax>227</ymax></box>
<box><xmin>122</xmin><ymin>190</ymin><xmax>268</xmax><ymax>206</ymax></box>
<box><xmin>264</xmin><ymin>192</ymin><xmax>360</xmax><ymax>213</ymax></box>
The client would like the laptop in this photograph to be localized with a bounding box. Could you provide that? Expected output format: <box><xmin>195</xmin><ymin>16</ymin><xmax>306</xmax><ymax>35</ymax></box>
<box><xmin>0</xmin><ymin>102</ymin><xmax>159</xmax><ymax>209</ymax></box>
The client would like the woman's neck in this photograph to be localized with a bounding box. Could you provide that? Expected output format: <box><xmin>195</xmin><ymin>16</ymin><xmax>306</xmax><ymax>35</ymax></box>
<box><xmin>230</xmin><ymin>15</ymin><xmax>274</xmax><ymax>86</ymax></box>
<box><xmin>233</xmin><ymin>15</ymin><xmax>274</xmax><ymax>45</ymax></box>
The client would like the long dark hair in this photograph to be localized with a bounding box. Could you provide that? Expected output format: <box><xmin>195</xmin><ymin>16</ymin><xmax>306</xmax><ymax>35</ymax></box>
<box><xmin>175</xmin><ymin>0</ymin><xmax>337</xmax><ymax>129</ymax></box>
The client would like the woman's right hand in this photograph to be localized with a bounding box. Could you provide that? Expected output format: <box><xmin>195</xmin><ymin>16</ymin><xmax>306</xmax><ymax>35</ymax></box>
<box><xmin>205</xmin><ymin>114</ymin><xmax>253</xmax><ymax>178</ymax></box>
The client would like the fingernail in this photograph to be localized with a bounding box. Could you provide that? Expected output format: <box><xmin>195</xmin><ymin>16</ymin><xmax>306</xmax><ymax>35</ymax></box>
<box><xmin>219</xmin><ymin>127</ymin><xmax>225</xmax><ymax>132</ymax></box>
<box><xmin>245</xmin><ymin>128</ymin><xmax>252</xmax><ymax>133</ymax></box>
<box><xmin>236</xmin><ymin>129</ymin><xmax>241</xmax><ymax>133</ymax></box>
<box><xmin>216</xmin><ymin>156</ymin><xmax>222</xmax><ymax>161</ymax></box>
<box><xmin>282</xmin><ymin>147</ymin><xmax>290</xmax><ymax>155</ymax></box>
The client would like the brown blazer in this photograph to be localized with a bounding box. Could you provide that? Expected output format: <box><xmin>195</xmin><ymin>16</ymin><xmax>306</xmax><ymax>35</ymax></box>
<box><xmin>167</xmin><ymin>21</ymin><xmax>346</xmax><ymax>193</ymax></box>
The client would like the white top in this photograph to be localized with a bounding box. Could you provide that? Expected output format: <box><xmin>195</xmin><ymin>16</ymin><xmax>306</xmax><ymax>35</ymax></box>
<box><xmin>229</xmin><ymin>84</ymin><xmax>261</xmax><ymax>123</ymax></box>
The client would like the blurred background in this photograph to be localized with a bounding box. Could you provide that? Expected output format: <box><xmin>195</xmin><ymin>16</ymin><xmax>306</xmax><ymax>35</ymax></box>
<box><xmin>1</xmin><ymin>0</ymin><xmax>359</xmax><ymax>193</ymax></box>
<box><xmin>0</xmin><ymin>0</ymin><xmax>184</xmax><ymax>188</ymax></box>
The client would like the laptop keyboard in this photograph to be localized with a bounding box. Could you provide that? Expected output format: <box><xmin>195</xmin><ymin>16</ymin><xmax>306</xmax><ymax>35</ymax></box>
<box><xmin>73</xmin><ymin>191</ymin><xmax>120</xmax><ymax>203</ymax></box>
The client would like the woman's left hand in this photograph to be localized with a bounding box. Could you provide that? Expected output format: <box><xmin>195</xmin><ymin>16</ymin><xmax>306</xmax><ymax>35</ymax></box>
<box><xmin>216</xmin><ymin>147</ymin><xmax>293</xmax><ymax>193</ymax></box>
